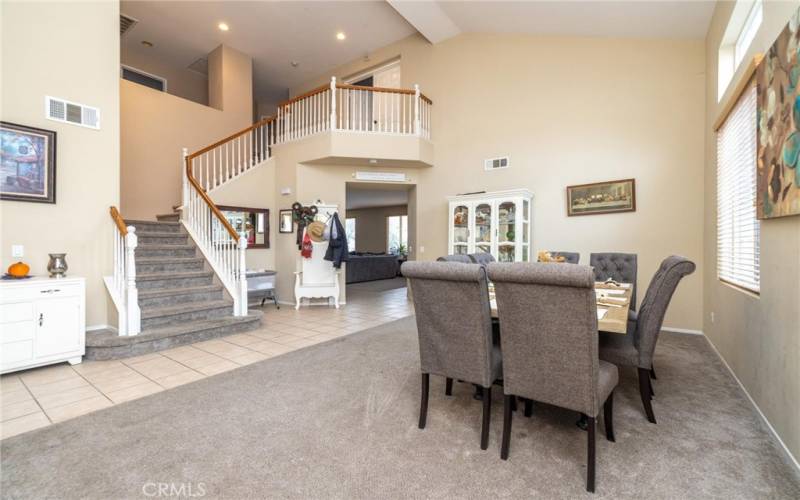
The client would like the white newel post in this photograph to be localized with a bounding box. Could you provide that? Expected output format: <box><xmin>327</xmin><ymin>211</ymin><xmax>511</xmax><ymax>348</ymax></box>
<box><xmin>330</xmin><ymin>77</ymin><xmax>337</xmax><ymax>131</ymax></box>
<box><xmin>181</xmin><ymin>147</ymin><xmax>189</xmax><ymax>213</ymax></box>
<box><xmin>414</xmin><ymin>84</ymin><xmax>421</xmax><ymax>136</ymax></box>
<box><xmin>125</xmin><ymin>226</ymin><xmax>141</xmax><ymax>336</ymax></box>
<box><xmin>237</xmin><ymin>235</ymin><xmax>248</xmax><ymax>316</ymax></box>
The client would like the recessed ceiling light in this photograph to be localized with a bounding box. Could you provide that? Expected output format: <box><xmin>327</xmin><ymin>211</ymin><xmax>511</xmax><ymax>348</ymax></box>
<box><xmin>141</xmin><ymin>40</ymin><xmax>153</xmax><ymax>48</ymax></box>
<box><xmin>336</xmin><ymin>32</ymin><xmax>346</xmax><ymax>41</ymax></box>
<box><xmin>218</xmin><ymin>22</ymin><xmax>229</xmax><ymax>32</ymax></box>
<box><xmin>369</xmin><ymin>159</ymin><xmax>378</xmax><ymax>164</ymax></box>
<box><xmin>290</xmin><ymin>61</ymin><xmax>299</xmax><ymax>68</ymax></box>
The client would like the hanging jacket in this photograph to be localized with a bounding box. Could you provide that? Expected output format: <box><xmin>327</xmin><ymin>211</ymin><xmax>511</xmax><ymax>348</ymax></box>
<box><xmin>324</xmin><ymin>212</ymin><xmax>349</xmax><ymax>269</ymax></box>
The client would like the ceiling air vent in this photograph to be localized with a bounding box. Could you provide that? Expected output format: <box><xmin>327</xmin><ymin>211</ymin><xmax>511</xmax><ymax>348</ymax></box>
<box><xmin>45</xmin><ymin>96</ymin><xmax>100</xmax><ymax>130</ymax></box>
<box><xmin>484</xmin><ymin>156</ymin><xmax>509</xmax><ymax>171</ymax></box>
<box><xmin>187</xmin><ymin>57</ymin><xmax>209</xmax><ymax>76</ymax></box>
<box><xmin>120</xmin><ymin>14</ymin><xmax>138</xmax><ymax>36</ymax></box>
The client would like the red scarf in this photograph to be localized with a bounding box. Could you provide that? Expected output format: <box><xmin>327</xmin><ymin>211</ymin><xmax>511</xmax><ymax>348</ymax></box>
<box><xmin>301</xmin><ymin>230</ymin><xmax>313</xmax><ymax>258</ymax></box>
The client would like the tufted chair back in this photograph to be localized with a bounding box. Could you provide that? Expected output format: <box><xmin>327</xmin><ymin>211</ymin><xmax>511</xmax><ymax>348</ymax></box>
<box><xmin>550</xmin><ymin>251</ymin><xmax>580</xmax><ymax>264</ymax></box>
<box><xmin>402</xmin><ymin>261</ymin><xmax>499</xmax><ymax>388</ymax></box>
<box><xmin>634</xmin><ymin>256</ymin><xmax>695</xmax><ymax>367</ymax></box>
<box><xmin>590</xmin><ymin>253</ymin><xmax>638</xmax><ymax>309</ymax></box>
<box><xmin>436</xmin><ymin>254</ymin><xmax>473</xmax><ymax>263</ymax></box>
<box><xmin>468</xmin><ymin>252</ymin><xmax>496</xmax><ymax>266</ymax></box>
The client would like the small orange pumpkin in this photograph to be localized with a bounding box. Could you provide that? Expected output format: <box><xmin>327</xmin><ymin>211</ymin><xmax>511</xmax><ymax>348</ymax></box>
<box><xmin>8</xmin><ymin>261</ymin><xmax>30</xmax><ymax>278</ymax></box>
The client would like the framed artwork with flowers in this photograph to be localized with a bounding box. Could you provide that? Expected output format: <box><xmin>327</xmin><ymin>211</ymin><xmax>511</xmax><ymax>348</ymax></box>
<box><xmin>756</xmin><ymin>7</ymin><xmax>800</xmax><ymax>219</ymax></box>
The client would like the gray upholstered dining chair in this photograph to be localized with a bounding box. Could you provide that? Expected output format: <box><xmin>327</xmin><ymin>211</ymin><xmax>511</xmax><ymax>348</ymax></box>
<box><xmin>549</xmin><ymin>251</ymin><xmax>580</xmax><ymax>264</ymax></box>
<box><xmin>487</xmin><ymin>262</ymin><xmax>618</xmax><ymax>493</ymax></box>
<box><xmin>436</xmin><ymin>254</ymin><xmax>473</xmax><ymax>263</ymax></box>
<box><xmin>590</xmin><ymin>253</ymin><xmax>638</xmax><ymax>309</ymax></box>
<box><xmin>401</xmin><ymin>261</ymin><xmax>502</xmax><ymax>450</ymax></box>
<box><xmin>468</xmin><ymin>252</ymin><xmax>495</xmax><ymax>266</ymax></box>
<box><xmin>599</xmin><ymin>255</ymin><xmax>695</xmax><ymax>424</ymax></box>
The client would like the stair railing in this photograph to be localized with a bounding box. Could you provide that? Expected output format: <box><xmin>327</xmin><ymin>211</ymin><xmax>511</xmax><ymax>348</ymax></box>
<box><xmin>182</xmin><ymin>149</ymin><xmax>248</xmax><ymax>316</ymax></box>
<box><xmin>276</xmin><ymin>77</ymin><xmax>433</xmax><ymax>143</ymax></box>
<box><xmin>108</xmin><ymin>206</ymin><xmax>140</xmax><ymax>336</ymax></box>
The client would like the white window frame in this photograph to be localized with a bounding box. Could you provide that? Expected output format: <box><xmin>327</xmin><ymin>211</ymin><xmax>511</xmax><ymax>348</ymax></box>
<box><xmin>717</xmin><ymin>0</ymin><xmax>763</xmax><ymax>101</ymax></box>
<box><xmin>716</xmin><ymin>82</ymin><xmax>760</xmax><ymax>294</ymax></box>
<box><xmin>345</xmin><ymin>217</ymin><xmax>356</xmax><ymax>251</ymax></box>
<box><xmin>386</xmin><ymin>215</ymin><xmax>408</xmax><ymax>254</ymax></box>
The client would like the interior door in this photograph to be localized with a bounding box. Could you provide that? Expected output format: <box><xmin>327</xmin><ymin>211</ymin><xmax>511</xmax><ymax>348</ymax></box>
<box><xmin>351</xmin><ymin>76</ymin><xmax>373</xmax><ymax>131</ymax></box>
<box><xmin>34</xmin><ymin>297</ymin><xmax>81</xmax><ymax>358</ymax></box>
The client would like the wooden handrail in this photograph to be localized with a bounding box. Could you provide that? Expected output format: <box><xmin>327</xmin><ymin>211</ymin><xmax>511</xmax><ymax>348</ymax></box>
<box><xmin>184</xmin><ymin>157</ymin><xmax>239</xmax><ymax>240</ymax></box>
<box><xmin>279</xmin><ymin>84</ymin><xmax>330</xmax><ymax>108</ymax></box>
<box><xmin>336</xmin><ymin>83</ymin><xmax>415</xmax><ymax>95</ymax></box>
<box><xmin>109</xmin><ymin>206</ymin><xmax>127</xmax><ymax>236</ymax></box>
<box><xmin>420</xmin><ymin>93</ymin><xmax>432</xmax><ymax>105</ymax></box>
<box><xmin>188</xmin><ymin>115</ymin><xmax>276</xmax><ymax>159</ymax></box>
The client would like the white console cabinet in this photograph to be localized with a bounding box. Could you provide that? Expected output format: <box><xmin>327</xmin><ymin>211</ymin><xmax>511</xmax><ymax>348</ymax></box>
<box><xmin>0</xmin><ymin>276</ymin><xmax>85</xmax><ymax>374</ymax></box>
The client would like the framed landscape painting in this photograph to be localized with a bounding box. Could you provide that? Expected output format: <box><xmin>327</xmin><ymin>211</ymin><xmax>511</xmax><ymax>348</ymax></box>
<box><xmin>567</xmin><ymin>179</ymin><xmax>636</xmax><ymax>216</ymax></box>
<box><xmin>756</xmin><ymin>7</ymin><xmax>800</xmax><ymax>219</ymax></box>
<box><xmin>0</xmin><ymin>122</ymin><xmax>56</xmax><ymax>204</ymax></box>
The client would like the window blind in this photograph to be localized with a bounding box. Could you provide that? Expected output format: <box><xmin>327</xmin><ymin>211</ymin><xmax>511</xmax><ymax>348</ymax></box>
<box><xmin>717</xmin><ymin>82</ymin><xmax>760</xmax><ymax>293</ymax></box>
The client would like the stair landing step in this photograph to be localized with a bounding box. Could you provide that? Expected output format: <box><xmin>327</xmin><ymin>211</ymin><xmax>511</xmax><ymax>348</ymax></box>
<box><xmin>137</xmin><ymin>257</ymin><xmax>204</xmax><ymax>264</ymax></box>
<box><xmin>141</xmin><ymin>299</ymin><xmax>232</xmax><ymax>319</ymax></box>
<box><xmin>85</xmin><ymin>312</ymin><xmax>263</xmax><ymax>360</ymax></box>
<box><xmin>124</xmin><ymin>219</ymin><xmax>181</xmax><ymax>227</ymax></box>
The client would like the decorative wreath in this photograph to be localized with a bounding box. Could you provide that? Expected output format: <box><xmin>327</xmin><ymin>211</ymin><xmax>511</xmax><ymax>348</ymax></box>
<box><xmin>291</xmin><ymin>202</ymin><xmax>318</xmax><ymax>225</ymax></box>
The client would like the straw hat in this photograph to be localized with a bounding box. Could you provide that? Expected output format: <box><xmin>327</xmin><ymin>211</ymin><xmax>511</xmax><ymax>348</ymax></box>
<box><xmin>306</xmin><ymin>221</ymin><xmax>326</xmax><ymax>242</ymax></box>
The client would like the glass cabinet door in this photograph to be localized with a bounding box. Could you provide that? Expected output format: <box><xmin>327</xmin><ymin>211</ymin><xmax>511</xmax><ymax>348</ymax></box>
<box><xmin>452</xmin><ymin>204</ymin><xmax>469</xmax><ymax>255</ymax></box>
<box><xmin>497</xmin><ymin>200</ymin><xmax>516</xmax><ymax>262</ymax></box>
<box><xmin>521</xmin><ymin>198</ymin><xmax>530</xmax><ymax>261</ymax></box>
<box><xmin>474</xmin><ymin>203</ymin><xmax>492</xmax><ymax>255</ymax></box>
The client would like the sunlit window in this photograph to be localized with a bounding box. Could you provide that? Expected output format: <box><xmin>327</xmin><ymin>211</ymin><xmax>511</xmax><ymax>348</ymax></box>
<box><xmin>345</xmin><ymin>218</ymin><xmax>356</xmax><ymax>251</ymax></box>
<box><xmin>387</xmin><ymin>215</ymin><xmax>407</xmax><ymax>254</ymax></box>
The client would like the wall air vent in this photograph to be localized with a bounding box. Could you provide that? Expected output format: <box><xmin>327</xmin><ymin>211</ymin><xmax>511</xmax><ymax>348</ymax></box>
<box><xmin>187</xmin><ymin>57</ymin><xmax>209</xmax><ymax>76</ymax></box>
<box><xmin>45</xmin><ymin>96</ymin><xmax>100</xmax><ymax>130</ymax></box>
<box><xmin>484</xmin><ymin>156</ymin><xmax>509</xmax><ymax>171</ymax></box>
<box><xmin>120</xmin><ymin>14</ymin><xmax>138</xmax><ymax>36</ymax></box>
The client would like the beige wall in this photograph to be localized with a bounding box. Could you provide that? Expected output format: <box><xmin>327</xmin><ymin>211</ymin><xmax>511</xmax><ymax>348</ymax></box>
<box><xmin>293</xmin><ymin>33</ymin><xmax>706</xmax><ymax>330</ymax></box>
<box><xmin>210</xmin><ymin>159</ymin><xmax>276</xmax><ymax>271</ymax></box>
<box><xmin>121</xmin><ymin>45</ymin><xmax>253</xmax><ymax>220</ymax></box>
<box><xmin>121</xmin><ymin>46</ymin><xmax>208</xmax><ymax>105</ymax></box>
<box><xmin>346</xmin><ymin>205</ymin><xmax>408</xmax><ymax>253</ymax></box>
<box><xmin>704</xmin><ymin>1</ymin><xmax>800</xmax><ymax>464</ymax></box>
<box><xmin>0</xmin><ymin>0</ymin><xmax>120</xmax><ymax>328</ymax></box>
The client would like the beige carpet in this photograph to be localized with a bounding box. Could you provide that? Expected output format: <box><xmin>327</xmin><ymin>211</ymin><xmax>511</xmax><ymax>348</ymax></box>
<box><xmin>2</xmin><ymin>317</ymin><xmax>799</xmax><ymax>499</ymax></box>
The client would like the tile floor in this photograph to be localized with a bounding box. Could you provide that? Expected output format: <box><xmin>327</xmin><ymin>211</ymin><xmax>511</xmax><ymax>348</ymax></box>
<box><xmin>1</xmin><ymin>285</ymin><xmax>411</xmax><ymax>440</ymax></box>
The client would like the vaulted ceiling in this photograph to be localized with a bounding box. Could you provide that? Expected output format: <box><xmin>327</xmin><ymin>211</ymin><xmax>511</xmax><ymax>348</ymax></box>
<box><xmin>121</xmin><ymin>1</ymin><xmax>715</xmax><ymax>104</ymax></box>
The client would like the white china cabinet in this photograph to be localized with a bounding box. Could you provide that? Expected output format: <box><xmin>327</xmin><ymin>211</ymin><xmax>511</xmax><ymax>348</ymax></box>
<box><xmin>447</xmin><ymin>189</ymin><xmax>533</xmax><ymax>262</ymax></box>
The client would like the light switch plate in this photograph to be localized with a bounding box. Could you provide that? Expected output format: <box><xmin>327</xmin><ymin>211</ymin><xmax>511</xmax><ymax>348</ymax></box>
<box><xmin>11</xmin><ymin>245</ymin><xmax>24</xmax><ymax>258</ymax></box>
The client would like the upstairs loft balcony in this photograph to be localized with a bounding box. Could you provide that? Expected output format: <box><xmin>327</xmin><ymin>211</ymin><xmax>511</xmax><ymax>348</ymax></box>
<box><xmin>271</xmin><ymin>77</ymin><xmax>433</xmax><ymax>167</ymax></box>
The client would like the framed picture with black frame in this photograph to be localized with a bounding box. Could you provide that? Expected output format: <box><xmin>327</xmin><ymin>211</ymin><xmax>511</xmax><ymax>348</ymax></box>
<box><xmin>279</xmin><ymin>209</ymin><xmax>294</xmax><ymax>233</ymax></box>
<box><xmin>1</xmin><ymin>122</ymin><xmax>57</xmax><ymax>204</ymax></box>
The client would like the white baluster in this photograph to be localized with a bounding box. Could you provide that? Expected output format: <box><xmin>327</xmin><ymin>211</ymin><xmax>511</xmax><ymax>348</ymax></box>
<box><xmin>124</xmin><ymin>226</ymin><xmax>141</xmax><ymax>336</ymax></box>
<box><xmin>181</xmin><ymin>148</ymin><xmax>189</xmax><ymax>210</ymax></box>
<box><xmin>414</xmin><ymin>84</ymin><xmax>421</xmax><ymax>137</ymax></box>
<box><xmin>237</xmin><ymin>235</ymin><xmax>248</xmax><ymax>316</ymax></box>
<box><xmin>330</xmin><ymin>77</ymin><xmax>337</xmax><ymax>130</ymax></box>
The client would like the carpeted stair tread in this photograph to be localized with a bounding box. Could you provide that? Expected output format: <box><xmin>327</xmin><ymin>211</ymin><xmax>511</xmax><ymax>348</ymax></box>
<box><xmin>136</xmin><ymin>231</ymin><xmax>187</xmax><ymax>238</ymax></box>
<box><xmin>136</xmin><ymin>270</ymin><xmax>213</xmax><ymax>281</ymax></box>
<box><xmin>124</xmin><ymin>219</ymin><xmax>180</xmax><ymax>227</ymax></box>
<box><xmin>85</xmin><ymin>311</ymin><xmax>262</xmax><ymax>347</ymax></box>
<box><xmin>140</xmin><ymin>299</ymin><xmax>232</xmax><ymax>319</ymax></box>
<box><xmin>136</xmin><ymin>244</ymin><xmax>195</xmax><ymax>251</ymax></box>
<box><xmin>138</xmin><ymin>284</ymin><xmax>223</xmax><ymax>298</ymax></box>
<box><xmin>136</xmin><ymin>257</ymin><xmax>205</xmax><ymax>265</ymax></box>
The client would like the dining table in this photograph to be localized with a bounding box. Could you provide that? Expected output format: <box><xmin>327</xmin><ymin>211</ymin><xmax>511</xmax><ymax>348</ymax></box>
<box><xmin>489</xmin><ymin>281</ymin><xmax>633</xmax><ymax>334</ymax></box>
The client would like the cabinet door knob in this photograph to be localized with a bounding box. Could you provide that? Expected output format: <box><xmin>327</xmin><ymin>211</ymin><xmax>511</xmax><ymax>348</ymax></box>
<box><xmin>39</xmin><ymin>313</ymin><xmax>44</xmax><ymax>327</ymax></box>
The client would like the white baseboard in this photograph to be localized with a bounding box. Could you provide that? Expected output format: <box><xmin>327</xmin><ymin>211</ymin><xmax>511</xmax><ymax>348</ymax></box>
<box><xmin>275</xmin><ymin>300</ymin><xmax>347</xmax><ymax>307</ymax></box>
<box><xmin>86</xmin><ymin>324</ymin><xmax>117</xmax><ymax>333</ymax></box>
<box><xmin>704</xmin><ymin>336</ymin><xmax>800</xmax><ymax>474</ymax></box>
<box><xmin>662</xmin><ymin>326</ymin><xmax>704</xmax><ymax>335</ymax></box>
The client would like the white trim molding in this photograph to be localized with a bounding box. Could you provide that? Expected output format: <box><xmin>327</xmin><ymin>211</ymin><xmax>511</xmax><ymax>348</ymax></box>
<box><xmin>662</xmin><ymin>326</ymin><xmax>704</xmax><ymax>335</ymax></box>
<box><xmin>704</xmin><ymin>336</ymin><xmax>800</xmax><ymax>474</ymax></box>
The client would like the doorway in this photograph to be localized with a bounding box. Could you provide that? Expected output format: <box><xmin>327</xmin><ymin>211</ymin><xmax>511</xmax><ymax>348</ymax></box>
<box><xmin>344</xmin><ymin>181</ymin><xmax>415</xmax><ymax>306</ymax></box>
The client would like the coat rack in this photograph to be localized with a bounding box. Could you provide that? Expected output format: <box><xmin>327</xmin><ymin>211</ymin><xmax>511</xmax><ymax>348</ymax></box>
<box><xmin>294</xmin><ymin>201</ymin><xmax>341</xmax><ymax>309</ymax></box>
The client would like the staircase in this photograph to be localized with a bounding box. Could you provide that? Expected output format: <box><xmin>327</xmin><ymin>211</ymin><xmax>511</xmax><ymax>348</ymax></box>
<box><xmin>89</xmin><ymin>216</ymin><xmax>261</xmax><ymax>360</ymax></box>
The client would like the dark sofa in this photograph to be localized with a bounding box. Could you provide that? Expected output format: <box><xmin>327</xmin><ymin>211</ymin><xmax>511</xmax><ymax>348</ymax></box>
<box><xmin>346</xmin><ymin>253</ymin><xmax>400</xmax><ymax>283</ymax></box>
